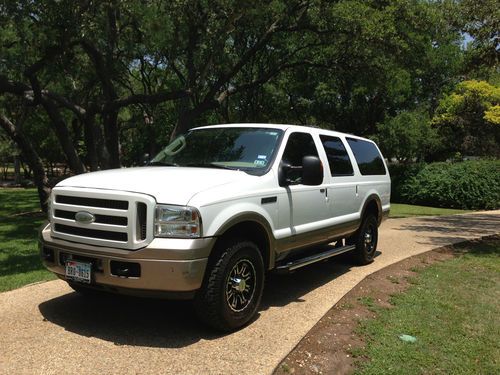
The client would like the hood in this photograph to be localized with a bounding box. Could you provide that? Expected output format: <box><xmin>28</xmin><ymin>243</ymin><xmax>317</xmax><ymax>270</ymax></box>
<box><xmin>56</xmin><ymin>167</ymin><xmax>252</xmax><ymax>205</ymax></box>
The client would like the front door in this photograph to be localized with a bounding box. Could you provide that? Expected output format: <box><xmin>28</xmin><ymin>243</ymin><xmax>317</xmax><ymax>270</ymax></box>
<box><xmin>276</xmin><ymin>132</ymin><xmax>330</xmax><ymax>240</ymax></box>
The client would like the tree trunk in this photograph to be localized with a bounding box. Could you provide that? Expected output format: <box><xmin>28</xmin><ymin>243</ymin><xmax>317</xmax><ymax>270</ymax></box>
<box><xmin>170</xmin><ymin>110</ymin><xmax>195</xmax><ymax>141</ymax></box>
<box><xmin>40</xmin><ymin>98</ymin><xmax>85</xmax><ymax>174</ymax></box>
<box><xmin>83</xmin><ymin>114</ymin><xmax>99</xmax><ymax>171</ymax></box>
<box><xmin>14</xmin><ymin>156</ymin><xmax>21</xmax><ymax>184</ymax></box>
<box><xmin>0</xmin><ymin>114</ymin><xmax>51</xmax><ymax>212</ymax></box>
<box><xmin>102</xmin><ymin>111</ymin><xmax>121</xmax><ymax>168</ymax></box>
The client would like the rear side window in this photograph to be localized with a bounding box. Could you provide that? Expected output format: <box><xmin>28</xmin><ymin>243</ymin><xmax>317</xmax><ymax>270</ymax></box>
<box><xmin>346</xmin><ymin>138</ymin><xmax>386</xmax><ymax>175</ymax></box>
<box><xmin>319</xmin><ymin>135</ymin><xmax>354</xmax><ymax>176</ymax></box>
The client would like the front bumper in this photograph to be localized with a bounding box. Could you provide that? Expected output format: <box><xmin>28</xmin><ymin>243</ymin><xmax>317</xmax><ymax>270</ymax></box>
<box><xmin>39</xmin><ymin>222</ymin><xmax>214</xmax><ymax>298</ymax></box>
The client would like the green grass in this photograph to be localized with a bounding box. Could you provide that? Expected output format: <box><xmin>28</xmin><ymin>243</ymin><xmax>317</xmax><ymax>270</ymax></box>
<box><xmin>390</xmin><ymin>203</ymin><xmax>471</xmax><ymax>218</ymax></box>
<box><xmin>354</xmin><ymin>239</ymin><xmax>500</xmax><ymax>375</ymax></box>
<box><xmin>0</xmin><ymin>188</ymin><xmax>55</xmax><ymax>292</ymax></box>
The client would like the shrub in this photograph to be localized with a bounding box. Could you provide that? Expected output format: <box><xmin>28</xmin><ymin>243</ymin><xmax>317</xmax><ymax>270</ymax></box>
<box><xmin>390</xmin><ymin>160</ymin><xmax>500</xmax><ymax>209</ymax></box>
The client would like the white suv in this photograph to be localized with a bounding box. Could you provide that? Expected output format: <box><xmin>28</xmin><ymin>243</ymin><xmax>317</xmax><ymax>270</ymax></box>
<box><xmin>40</xmin><ymin>124</ymin><xmax>390</xmax><ymax>331</ymax></box>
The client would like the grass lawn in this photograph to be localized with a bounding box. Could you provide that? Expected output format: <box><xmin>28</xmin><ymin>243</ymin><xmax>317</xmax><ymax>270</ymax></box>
<box><xmin>354</xmin><ymin>239</ymin><xmax>500</xmax><ymax>374</ymax></box>
<box><xmin>0</xmin><ymin>188</ymin><xmax>55</xmax><ymax>292</ymax></box>
<box><xmin>390</xmin><ymin>203</ymin><xmax>471</xmax><ymax>218</ymax></box>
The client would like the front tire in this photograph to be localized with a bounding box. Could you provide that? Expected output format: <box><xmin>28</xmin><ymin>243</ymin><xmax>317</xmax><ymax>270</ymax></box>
<box><xmin>194</xmin><ymin>240</ymin><xmax>265</xmax><ymax>332</ymax></box>
<box><xmin>350</xmin><ymin>214</ymin><xmax>379</xmax><ymax>265</ymax></box>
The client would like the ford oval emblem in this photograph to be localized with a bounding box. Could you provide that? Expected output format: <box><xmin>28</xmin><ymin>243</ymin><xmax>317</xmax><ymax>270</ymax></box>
<box><xmin>75</xmin><ymin>211</ymin><xmax>95</xmax><ymax>224</ymax></box>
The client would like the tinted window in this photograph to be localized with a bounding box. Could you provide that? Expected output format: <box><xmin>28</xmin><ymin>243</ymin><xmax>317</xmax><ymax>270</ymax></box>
<box><xmin>346</xmin><ymin>138</ymin><xmax>386</xmax><ymax>175</ymax></box>
<box><xmin>150</xmin><ymin>127</ymin><xmax>283</xmax><ymax>175</ymax></box>
<box><xmin>320</xmin><ymin>135</ymin><xmax>354</xmax><ymax>176</ymax></box>
<box><xmin>281</xmin><ymin>132</ymin><xmax>319</xmax><ymax>183</ymax></box>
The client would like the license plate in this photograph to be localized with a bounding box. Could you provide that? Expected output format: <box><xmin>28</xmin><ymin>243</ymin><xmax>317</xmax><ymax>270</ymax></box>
<box><xmin>65</xmin><ymin>260</ymin><xmax>92</xmax><ymax>284</ymax></box>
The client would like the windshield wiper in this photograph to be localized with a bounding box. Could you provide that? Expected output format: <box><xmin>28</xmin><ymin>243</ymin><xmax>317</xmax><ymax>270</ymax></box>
<box><xmin>148</xmin><ymin>161</ymin><xmax>178</xmax><ymax>167</ymax></box>
<box><xmin>185</xmin><ymin>163</ymin><xmax>235</xmax><ymax>170</ymax></box>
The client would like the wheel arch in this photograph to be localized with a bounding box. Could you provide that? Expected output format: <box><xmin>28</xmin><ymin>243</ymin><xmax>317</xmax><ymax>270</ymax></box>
<box><xmin>361</xmin><ymin>194</ymin><xmax>383</xmax><ymax>225</ymax></box>
<box><xmin>211</xmin><ymin>213</ymin><xmax>276</xmax><ymax>271</ymax></box>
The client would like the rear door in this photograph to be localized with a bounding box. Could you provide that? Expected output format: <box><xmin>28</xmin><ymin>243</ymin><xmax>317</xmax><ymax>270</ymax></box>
<box><xmin>345</xmin><ymin>137</ymin><xmax>391</xmax><ymax>216</ymax></box>
<box><xmin>319</xmin><ymin>134</ymin><xmax>359</xmax><ymax>222</ymax></box>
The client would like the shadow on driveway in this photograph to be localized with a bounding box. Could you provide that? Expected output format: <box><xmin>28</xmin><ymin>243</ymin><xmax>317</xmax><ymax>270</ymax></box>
<box><xmin>38</xmin><ymin>249</ymin><xmax>370</xmax><ymax>348</ymax></box>
<box><xmin>395</xmin><ymin>213</ymin><xmax>500</xmax><ymax>247</ymax></box>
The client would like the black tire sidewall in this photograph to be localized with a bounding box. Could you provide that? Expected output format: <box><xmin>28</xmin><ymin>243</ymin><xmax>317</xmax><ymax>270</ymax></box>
<box><xmin>355</xmin><ymin>215</ymin><xmax>378</xmax><ymax>264</ymax></box>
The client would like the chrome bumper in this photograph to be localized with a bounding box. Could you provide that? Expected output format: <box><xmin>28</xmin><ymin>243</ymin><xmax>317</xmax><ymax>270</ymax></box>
<box><xmin>39</xmin><ymin>223</ymin><xmax>214</xmax><ymax>296</ymax></box>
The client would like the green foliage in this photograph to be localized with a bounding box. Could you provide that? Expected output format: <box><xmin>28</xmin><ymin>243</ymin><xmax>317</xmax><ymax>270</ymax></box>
<box><xmin>374</xmin><ymin>110</ymin><xmax>439</xmax><ymax>162</ymax></box>
<box><xmin>247</xmin><ymin>0</ymin><xmax>464</xmax><ymax>136</ymax></box>
<box><xmin>457</xmin><ymin>0</ymin><xmax>499</xmax><ymax>72</ymax></box>
<box><xmin>0</xmin><ymin>0</ymin><xmax>496</xmax><ymax>179</ymax></box>
<box><xmin>391</xmin><ymin>160</ymin><xmax>500</xmax><ymax>210</ymax></box>
<box><xmin>355</xmin><ymin>239</ymin><xmax>500</xmax><ymax>375</ymax></box>
<box><xmin>432</xmin><ymin>80</ymin><xmax>500</xmax><ymax>157</ymax></box>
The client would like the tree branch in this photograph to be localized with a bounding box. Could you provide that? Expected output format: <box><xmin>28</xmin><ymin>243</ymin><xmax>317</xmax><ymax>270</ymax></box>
<box><xmin>106</xmin><ymin>89</ymin><xmax>191</xmax><ymax>110</ymax></box>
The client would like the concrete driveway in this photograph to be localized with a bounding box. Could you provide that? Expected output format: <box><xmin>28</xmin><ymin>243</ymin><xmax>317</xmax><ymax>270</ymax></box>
<box><xmin>1</xmin><ymin>211</ymin><xmax>499</xmax><ymax>375</ymax></box>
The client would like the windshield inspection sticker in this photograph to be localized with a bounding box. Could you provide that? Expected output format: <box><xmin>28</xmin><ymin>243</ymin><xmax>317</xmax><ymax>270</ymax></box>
<box><xmin>254</xmin><ymin>159</ymin><xmax>267</xmax><ymax>166</ymax></box>
<box><xmin>257</xmin><ymin>155</ymin><xmax>267</xmax><ymax>159</ymax></box>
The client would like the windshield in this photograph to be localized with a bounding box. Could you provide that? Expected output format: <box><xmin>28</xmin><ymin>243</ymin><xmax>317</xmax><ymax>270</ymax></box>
<box><xmin>150</xmin><ymin>127</ymin><xmax>284</xmax><ymax>175</ymax></box>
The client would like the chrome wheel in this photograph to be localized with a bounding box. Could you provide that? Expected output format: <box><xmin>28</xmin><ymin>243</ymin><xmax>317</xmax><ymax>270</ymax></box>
<box><xmin>364</xmin><ymin>223</ymin><xmax>376</xmax><ymax>254</ymax></box>
<box><xmin>225</xmin><ymin>259</ymin><xmax>256</xmax><ymax>312</ymax></box>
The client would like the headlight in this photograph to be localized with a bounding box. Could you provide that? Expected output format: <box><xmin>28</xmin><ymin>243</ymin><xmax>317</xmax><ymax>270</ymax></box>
<box><xmin>154</xmin><ymin>204</ymin><xmax>202</xmax><ymax>238</ymax></box>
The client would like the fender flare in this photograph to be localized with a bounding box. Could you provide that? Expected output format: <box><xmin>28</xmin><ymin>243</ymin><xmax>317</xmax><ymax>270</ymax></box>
<box><xmin>213</xmin><ymin>212</ymin><xmax>276</xmax><ymax>270</ymax></box>
<box><xmin>360</xmin><ymin>194</ymin><xmax>383</xmax><ymax>224</ymax></box>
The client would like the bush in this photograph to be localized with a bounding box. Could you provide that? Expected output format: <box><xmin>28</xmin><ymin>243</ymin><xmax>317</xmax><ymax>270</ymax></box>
<box><xmin>390</xmin><ymin>160</ymin><xmax>500</xmax><ymax>209</ymax></box>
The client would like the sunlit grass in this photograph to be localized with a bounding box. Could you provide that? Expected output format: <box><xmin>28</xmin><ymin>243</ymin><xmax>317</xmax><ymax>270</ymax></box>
<box><xmin>390</xmin><ymin>203</ymin><xmax>471</xmax><ymax>218</ymax></box>
<box><xmin>354</xmin><ymin>239</ymin><xmax>500</xmax><ymax>374</ymax></box>
<box><xmin>0</xmin><ymin>188</ymin><xmax>55</xmax><ymax>292</ymax></box>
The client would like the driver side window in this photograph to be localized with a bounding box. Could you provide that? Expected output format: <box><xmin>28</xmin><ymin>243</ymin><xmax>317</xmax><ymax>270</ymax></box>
<box><xmin>281</xmin><ymin>132</ymin><xmax>319</xmax><ymax>184</ymax></box>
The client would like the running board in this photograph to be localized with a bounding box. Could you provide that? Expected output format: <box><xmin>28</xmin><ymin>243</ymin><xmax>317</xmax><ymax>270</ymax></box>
<box><xmin>275</xmin><ymin>244</ymin><xmax>356</xmax><ymax>272</ymax></box>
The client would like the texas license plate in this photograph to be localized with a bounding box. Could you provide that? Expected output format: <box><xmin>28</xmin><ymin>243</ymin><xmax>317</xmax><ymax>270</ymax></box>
<box><xmin>65</xmin><ymin>260</ymin><xmax>91</xmax><ymax>284</ymax></box>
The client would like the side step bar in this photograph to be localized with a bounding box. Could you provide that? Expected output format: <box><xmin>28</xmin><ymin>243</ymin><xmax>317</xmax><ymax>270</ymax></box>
<box><xmin>275</xmin><ymin>244</ymin><xmax>356</xmax><ymax>273</ymax></box>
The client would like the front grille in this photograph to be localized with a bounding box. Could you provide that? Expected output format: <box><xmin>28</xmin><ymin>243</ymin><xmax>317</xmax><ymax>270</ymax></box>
<box><xmin>137</xmin><ymin>203</ymin><xmax>147</xmax><ymax>241</ymax></box>
<box><xmin>55</xmin><ymin>224</ymin><xmax>128</xmax><ymax>242</ymax></box>
<box><xmin>50</xmin><ymin>188</ymin><xmax>155</xmax><ymax>250</ymax></box>
<box><xmin>56</xmin><ymin>195</ymin><xmax>128</xmax><ymax>210</ymax></box>
<box><xmin>54</xmin><ymin>209</ymin><xmax>128</xmax><ymax>226</ymax></box>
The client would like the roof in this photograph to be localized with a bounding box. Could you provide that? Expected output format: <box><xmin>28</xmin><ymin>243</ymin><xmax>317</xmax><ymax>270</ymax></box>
<box><xmin>191</xmin><ymin>123</ymin><xmax>370</xmax><ymax>142</ymax></box>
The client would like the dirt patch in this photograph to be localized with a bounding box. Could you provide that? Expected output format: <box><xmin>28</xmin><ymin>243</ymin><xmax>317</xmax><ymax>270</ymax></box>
<box><xmin>273</xmin><ymin>237</ymin><xmax>497</xmax><ymax>375</ymax></box>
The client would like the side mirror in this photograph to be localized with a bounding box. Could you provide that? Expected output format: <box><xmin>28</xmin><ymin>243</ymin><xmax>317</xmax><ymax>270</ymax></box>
<box><xmin>278</xmin><ymin>156</ymin><xmax>323</xmax><ymax>186</ymax></box>
<box><xmin>278</xmin><ymin>162</ymin><xmax>292</xmax><ymax>187</ymax></box>
<box><xmin>302</xmin><ymin>156</ymin><xmax>323</xmax><ymax>185</ymax></box>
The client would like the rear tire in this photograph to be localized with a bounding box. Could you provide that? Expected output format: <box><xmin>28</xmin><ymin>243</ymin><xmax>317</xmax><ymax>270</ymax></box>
<box><xmin>349</xmin><ymin>214</ymin><xmax>378</xmax><ymax>265</ymax></box>
<box><xmin>194</xmin><ymin>240</ymin><xmax>265</xmax><ymax>332</ymax></box>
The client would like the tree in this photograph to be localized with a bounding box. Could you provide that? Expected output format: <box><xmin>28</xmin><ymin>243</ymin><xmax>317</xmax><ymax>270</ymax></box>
<box><xmin>0</xmin><ymin>0</ymin><xmax>322</xmax><ymax>168</ymax></box>
<box><xmin>0</xmin><ymin>133</ymin><xmax>17</xmax><ymax>180</ymax></box>
<box><xmin>0</xmin><ymin>111</ymin><xmax>50</xmax><ymax>211</ymax></box>
<box><xmin>456</xmin><ymin>0</ymin><xmax>499</xmax><ymax>73</ymax></box>
<box><xmin>432</xmin><ymin>80</ymin><xmax>500</xmax><ymax>157</ymax></box>
<box><xmin>226</xmin><ymin>0</ymin><xmax>464</xmax><ymax>135</ymax></box>
<box><xmin>375</xmin><ymin>109</ymin><xmax>439</xmax><ymax>163</ymax></box>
